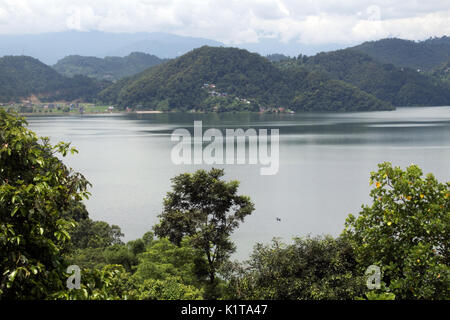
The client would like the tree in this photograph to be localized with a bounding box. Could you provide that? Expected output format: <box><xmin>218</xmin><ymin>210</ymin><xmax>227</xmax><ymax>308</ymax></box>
<box><xmin>53</xmin><ymin>264</ymin><xmax>134</xmax><ymax>300</ymax></box>
<box><xmin>132</xmin><ymin>238</ymin><xmax>207</xmax><ymax>288</ymax></box>
<box><xmin>343</xmin><ymin>162</ymin><xmax>449</xmax><ymax>299</ymax></box>
<box><xmin>131</xmin><ymin>277</ymin><xmax>203</xmax><ymax>300</ymax></box>
<box><xmin>221</xmin><ymin>236</ymin><xmax>365</xmax><ymax>300</ymax></box>
<box><xmin>69</xmin><ymin>219</ymin><xmax>124</xmax><ymax>250</ymax></box>
<box><xmin>0</xmin><ymin>110</ymin><xmax>91</xmax><ymax>299</ymax></box>
<box><xmin>153</xmin><ymin>168</ymin><xmax>254</xmax><ymax>297</ymax></box>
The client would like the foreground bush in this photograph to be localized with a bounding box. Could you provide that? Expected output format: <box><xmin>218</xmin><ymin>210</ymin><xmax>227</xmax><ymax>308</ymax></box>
<box><xmin>343</xmin><ymin>162</ymin><xmax>449</xmax><ymax>299</ymax></box>
<box><xmin>0</xmin><ymin>110</ymin><xmax>90</xmax><ymax>299</ymax></box>
<box><xmin>221</xmin><ymin>236</ymin><xmax>365</xmax><ymax>300</ymax></box>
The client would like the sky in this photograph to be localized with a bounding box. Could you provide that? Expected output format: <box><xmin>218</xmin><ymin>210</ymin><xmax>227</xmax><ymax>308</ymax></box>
<box><xmin>0</xmin><ymin>0</ymin><xmax>449</xmax><ymax>46</ymax></box>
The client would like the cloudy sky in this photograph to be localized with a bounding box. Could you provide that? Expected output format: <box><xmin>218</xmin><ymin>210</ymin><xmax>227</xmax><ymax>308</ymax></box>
<box><xmin>0</xmin><ymin>0</ymin><xmax>449</xmax><ymax>45</ymax></box>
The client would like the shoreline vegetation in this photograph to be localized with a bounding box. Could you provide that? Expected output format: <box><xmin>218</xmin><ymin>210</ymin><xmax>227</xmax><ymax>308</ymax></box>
<box><xmin>0</xmin><ymin>101</ymin><xmax>397</xmax><ymax>116</ymax></box>
<box><xmin>0</xmin><ymin>106</ymin><xmax>375</xmax><ymax>116</ymax></box>
<box><xmin>1</xmin><ymin>102</ymin><xmax>296</xmax><ymax>116</ymax></box>
<box><xmin>10</xmin><ymin>105</ymin><xmax>450</xmax><ymax>117</ymax></box>
<box><xmin>3</xmin><ymin>102</ymin><xmax>450</xmax><ymax>118</ymax></box>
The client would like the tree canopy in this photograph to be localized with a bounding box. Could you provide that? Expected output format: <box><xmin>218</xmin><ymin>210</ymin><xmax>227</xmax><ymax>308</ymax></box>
<box><xmin>343</xmin><ymin>162</ymin><xmax>449</xmax><ymax>299</ymax></box>
<box><xmin>0</xmin><ymin>110</ymin><xmax>91</xmax><ymax>298</ymax></box>
<box><xmin>153</xmin><ymin>168</ymin><xmax>255</xmax><ymax>297</ymax></box>
<box><xmin>221</xmin><ymin>236</ymin><xmax>365</xmax><ymax>300</ymax></box>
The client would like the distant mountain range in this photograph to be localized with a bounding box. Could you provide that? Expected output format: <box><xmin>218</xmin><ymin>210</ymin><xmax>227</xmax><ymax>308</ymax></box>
<box><xmin>1</xmin><ymin>31</ymin><xmax>449</xmax><ymax>72</ymax></box>
<box><xmin>53</xmin><ymin>52</ymin><xmax>168</xmax><ymax>82</ymax></box>
<box><xmin>0</xmin><ymin>31</ymin><xmax>350</xmax><ymax>65</ymax></box>
<box><xmin>234</xmin><ymin>37</ymin><xmax>344</xmax><ymax>58</ymax></box>
<box><xmin>0</xmin><ymin>31</ymin><xmax>222</xmax><ymax>65</ymax></box>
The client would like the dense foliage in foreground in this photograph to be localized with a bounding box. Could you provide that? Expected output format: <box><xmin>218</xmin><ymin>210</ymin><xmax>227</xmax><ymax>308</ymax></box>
<box><xmin>0</xmin><ymin>110</ymin><xmax>91</xmax><ymax>298</ymax></box>
<box><xmin>0</xmin><ymin>111</ymin><xmax>448</xmax><ymax>300</ymax></box>
<box><xmin>343</xmin><ymin>163</ymin><xmax>449</xmax><ymax>299</ymax></box>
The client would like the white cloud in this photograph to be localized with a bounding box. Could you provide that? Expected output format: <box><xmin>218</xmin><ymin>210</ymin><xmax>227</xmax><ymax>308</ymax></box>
<box><xmin>352</xmin><ymin>11</ymin><xmax>450</xmax><ymax>41</ymax></box>
<box><xmin>0</xmin><ymin>7</ymin><xmax>7</xmax><ymax>23</ymax></box>
<box><xmin>0</xmin><ymin>0</ymin><xmax>448</xmax><ymax>45</ymax></box>
<box><xmin>66</xmin><ymin>5</ymin><xmax>102</xmax><ymax>31</ymax></box>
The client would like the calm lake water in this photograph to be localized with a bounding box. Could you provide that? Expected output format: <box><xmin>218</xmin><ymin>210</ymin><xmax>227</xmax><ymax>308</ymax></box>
<box><xmin>27</xmin><ymin>107</ymin><xmax>450</xmax><ymax>260</ymax></box>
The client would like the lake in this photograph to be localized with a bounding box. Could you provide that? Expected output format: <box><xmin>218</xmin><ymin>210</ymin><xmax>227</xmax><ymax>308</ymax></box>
<box><xmin>27</xmin><ymin>106</ymin><xmax>450</xmax><ymax>260</ymax></box>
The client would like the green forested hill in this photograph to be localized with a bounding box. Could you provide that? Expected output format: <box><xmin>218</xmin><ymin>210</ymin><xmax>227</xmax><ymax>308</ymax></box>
<box><xmin>351</xmin><ymin>37</ymin><xmax>450</xmax><ymax>71</ymax></box>
<box><xmin>432</xmin><ymin>60</ymin><xmax>450</xmax><ymax>83</ymax></box>
<box><xmin>4</xmin><ymin>43</ymin><xmax>446</xmax><ymax>111</ymax></box>
<box><xmin>300</xmin><ymin>49</ymin><xmax>450</xmax><ymax>106</ymax></box>
<box><xmin>53</xmin><ymin>52</ymin><xmax>167</xmax><ymax>81</ymax></box>
<box><xmin>0</xmin><ymin>56</ymin><xmax>109</xmax><ymax>103</ymax></box>
<box><xmin>98</xmin><ymin>46</ymin><xmax>391</xmax><ymax>112</ymax></box>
